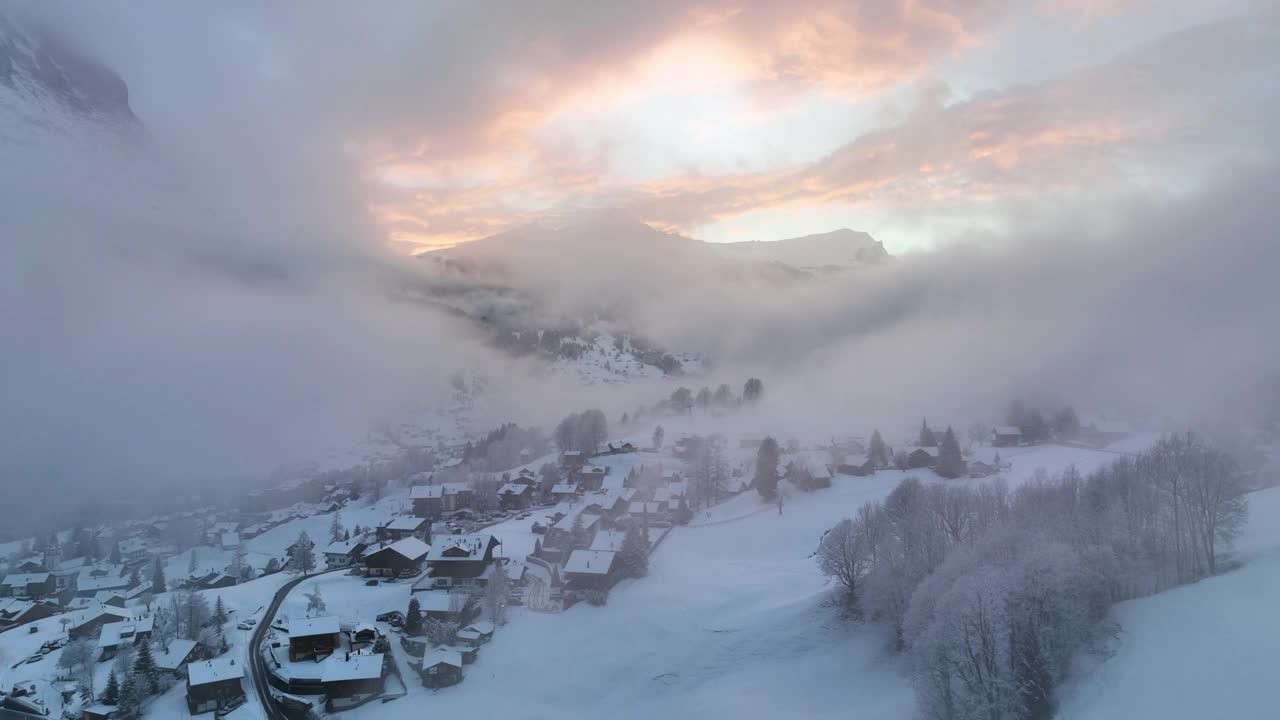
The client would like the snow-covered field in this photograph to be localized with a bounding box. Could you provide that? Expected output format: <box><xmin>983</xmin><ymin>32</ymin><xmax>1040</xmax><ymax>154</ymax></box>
<box><xmin>1057</xmin><ymin>484</ymin><xmax>1280</xmax><ymax>720</ymax></box>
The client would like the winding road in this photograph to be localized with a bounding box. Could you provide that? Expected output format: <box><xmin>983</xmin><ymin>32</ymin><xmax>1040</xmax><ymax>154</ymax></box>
<box><xmin>246</xmin><ymin>569</ymin><xmax>340</xmax><ymax>720</ymax></box>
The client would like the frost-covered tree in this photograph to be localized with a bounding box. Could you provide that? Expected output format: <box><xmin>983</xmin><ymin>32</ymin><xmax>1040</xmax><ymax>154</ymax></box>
<box><xmin>329</xmin><ymin>512</ymin><xmax>345</xmax><ymax>544</ymax></box>
<box><xmin>484</xmin><ymin>563</ymin><xmax>509</xmax><ymax>625</ymax></box>
<box><xmin>868</xmin><ymin>430</ymin><xmax>889</xmax><ymax>468</ymax></box>
<box><xmin>290</xmin><ymin>531</ymin><xmax>315</xmax><ymax>573</ymax></box>
<box><xmin>743</xmin><ymin>378</ymin><xmax>764</xmax><ymax>404</ymax></box>
<box><xmin>304</xmin><ymin>586</ymin><xmax>326</xmax><ymax>616</ymax></box>
<box><xmin>816</xmin><ymin>518</ymin><xmax>868</xmax><ymax>611</ymax></box>
<box><xmin>670</xmin><ymin>387</ymin><xmax>693</xmax><ymax>415</ymax></box>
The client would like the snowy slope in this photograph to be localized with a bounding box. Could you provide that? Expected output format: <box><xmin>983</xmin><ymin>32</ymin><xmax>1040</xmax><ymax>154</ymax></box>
<box><xmin>1057</xmin><ymin>485</ymin><xmax>1280</xmax><ymax>720</ymax></box>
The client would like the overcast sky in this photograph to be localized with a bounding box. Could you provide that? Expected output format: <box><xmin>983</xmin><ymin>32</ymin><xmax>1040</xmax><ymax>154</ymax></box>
<box><xmin>26</xmin><ymin>0</ymin><xmax>1278</xmax><ymax>253</ymax></box>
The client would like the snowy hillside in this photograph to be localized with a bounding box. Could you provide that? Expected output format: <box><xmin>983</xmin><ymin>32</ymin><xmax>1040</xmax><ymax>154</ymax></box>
<box><xmin>711</xmin><ymin>228</ymin><xmax>891</xmax><ymax>271</ymax></box>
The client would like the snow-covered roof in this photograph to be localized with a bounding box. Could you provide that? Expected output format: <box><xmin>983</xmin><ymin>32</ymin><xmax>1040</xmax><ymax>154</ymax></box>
<box><xmin>0</xmin><ymin>599</ymin><xmax>37</xmax><ymax>620</ymax></box>
<box><xmin>94</xmin><ymin>590</ymin><xmax>127</xmax><ymax>603</ymax></box>
<box><xmin>320</xmin><ymin>653</ymin><xmax>383</xmax><ymax>682</ymax></box>
<box><xmin>83</xmin><ymin>704</ymin><xmax>116</xmax><ymax>716</ymax></box>
<box><xmin>154</xmin><ymin>639</ymin><xmax>199</xmax><ymax>670</ymax></box>
<box><xmin>465</xmin><ymin>621</ymin><xmax>494</xmax><ymax>635</ymax></box>
<box><xmin>97</xmin><ymin>616</ymin><xmax>155</xmax><ymax>648</ymax></box>
<box><xmin>289</xmin><ymin>616</ymin><xmax>340</xmax><ymax>639</ymax></box>
<box><xmin>2</xmin><ymin>572</ymin><xmax>51</xmax><ymax>586</ymax></box>
<box><xmin>188</xmin><ymin>657</ymin><xmax>244</xmax><ymax>687</ymax></box>
<box><xmin>325</xmin><ymin>538</ymin><xmax>365</xmax><ymax>556</ymax></box>
<box><xmin>992</xmin><ymin>425</ymin><xmax>1022</xmax><ymax>435</ymax></box>
<box><xmin>423</xmin><ymin>648</ymin><xmax>463</xmax><ymax>668</ymax></box>
<box><xmin>220</xmin><ymin>532</ymin><xmax>240</xmax><ymax>547</ymax></box>
<box><xmin>551</xmin><ymin>483</ymin><xmax>578</xmax><ymax>494</ymax></box>
<box><xmin>410</xmin><ymin>483</ymin><xmax>470</xmax><ymax>499</ymax></box>
<box><xmin>382</xmin><ymin>537</ymin><xmax>430</xmax><ymax>561</ymax></box>
<box><xmin>628</xmin><ymin>502</ymin><xmax>663</xmax><ymax>515</ymax></box>
<box><xmin>589</xmin><ymin>530</ymin><xmax>626</xmax><ymax>553</ymax></box>
<box><xmin>810</xmin><ymin>464</ymin><xmax>832</xmax><ymax>480</ymax></box>
<box><xmin>426</xmin><ymin>534</ymin><xmax>497</xmax><ymax>562</ymax></box>
<box><xmin>414</xmin><ymin>591</ymin><xmax>455</xmax><ymax>612</ymax></box>
<box><xmin>498</xmin><ymin>483</ymin><xmax>532</xmax><ymax>495</ymax></box>
<box><xmin>75</xmin><ymin>571</ymin><xmax>131</xmax><ymax>592</ymax></box>
<box><xmin>561</xmin><ymin>450</ymin><xmax>583</xmax><ymax>457</ymax></box>
<box><xmin>564</xmin><ymin>550</ymin><xmax>617</xmax><ymax>575</ymax></box>
<box><xmin>384</xmin><ymin>517</ymin><xmax>426</xmax><ymax>531</ymax></box>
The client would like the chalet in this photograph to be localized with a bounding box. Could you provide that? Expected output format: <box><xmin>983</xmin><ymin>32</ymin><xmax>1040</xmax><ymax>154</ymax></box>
<box><xmin>838</xmin><ymin>459</ymin><xmax>876</xmax><ymax>477</ymax></box>
<box><xmin>563</xmin><ymin>549</ymin><xmax>624</xmax><ymax>591</ymax></box>
<box><xmin>0</xmin><ymin>686</ymin><xmax>50</xmax><ymax>717</ymax></box>
<box><xmin>324</xmin><ymin>538</ymin><xmax>370</xmax><ymax>570</ymax></box>
<box><xmin>186</xmin><ymin>657</ymin><xmax>245</xmax><ymax>715</ymax></box>
<box><xmin>73</xmin><ymin>570</ymin><xmax>131</xmax><ymax>599</ymax></box>
<box><xmin>82</xmin><ymin>705</ymin><xmax>115</xmax><ymax>720</ymax></box>
<box><xmin>322</xmin><ymin>653</ymin><xmax>385</xmax><ymax>711</ymax></box>
<box><xmin>94</xmin><ymin>590</ymin><xmax>128</xmax><ymax>608</ymax></box>
<box><xmin>12</xmin><ymin>557</ymin><xmax>43</xmax><ymax>573</ymax></box>
<box><xmin>455</xmin><ymin>621</ymin><xmax>494</xmax><ymax>647</ymax></box>
<box><xmin>288</xmin><ymin>616</ymin><xmax>341</xmax><ymax>662</ymax></box>
<box><xmin>376</xmin><ymin>516</ymin><xmax>431</xmax><ymax>544</ymax></box>
<box><xmin>421</xmin><ymin>535</ymin><xmax>501</xmax><ymax>590</ymax></box>
<box><xmin>992</xmin><ymin>426</ymin><xmax>1023</xmax><ymax>447</ymax></box>
<box><xmin>550</xmin><ymin>483</ymin><xmax>579</xmax><ymax>502</ymax></box>
<box><xmin>588</xmin><ymin>530</ymin><xmax>626</xmax><ymax>553</ymax></box>
<box><xmin>0</xmin><ymin>599</ymin><xmax>58</xmax><ymax>632</ymax></box>
<box><xmin>906</xmin><ymin>447</ymin><xmax>938</xmax><ymax>469</ymax></box>
<box><xmin>155</xmin><ymin>639</ymin><xmax>202</xmax><ymax>677</ymax></box>
<box><xmin>195</xmin><ymin>573</ymin><xmax>237</xmax><ymax>591</ymax></box>
<box><xmin>1083</xmin><ymin>419</ymin><xmax>1132</xmax><ymax>447</ymax></box>
<box><xmin>219</xmin><ymin>532</ymin><xmax>240</xmax><ymax>551</ymax></box>
<box><xmin>809</xmin><ymin>464</ymin><xmax>833</xmax><ymax>489</ymax></box>
<box><xmin>602</xmin><ymin>442</ymin><xmax>637</xmax><ymax>455</ymax></box>
<box><xmin>559</xmin><ymin>450</ymin><xmax>587</xmax><ymax>473</ymax></box>
<box><xmin>68</xmin><ymin>606</ymin><xmax>132</xmax><ymax>640</ymax></box>
<box><xmin>410</xmin><ymin>483</ymin><xmax>473</xmax><ymax>519</ymax></box>
<box><xmin>419</xmin><ymin>648</ymin><xmax>463</xmax><ymax>689</ymax></box>
<box><xmin>543</xmin><ymin>509</ymin><xmax>602</xmax><ymax>562</ymax></box>
<box><xmin>362</xmin><ymin>537</ymin><xmax>431</xmax><ymax>579</ymax></box>
<box><xmin>408</xmin><ymin>589</ymin><xmax>473</xmax><ymax>624</ymax></box>
<box><xmin>497</xmin><ymin>483</ymin><xmax>534</xmax><ymax>510</ymax></box>
<box><xmin>117</xmin><ymin>539</ymin><xmax>150</xmax><ymax>566</ymax></box>
<box><xmin>514</xmin><ymin>468</ymin><xmax>538</xmax><ymax>485</ymax></box>
<box><xmin>579</xmin><ymin>466</ymin><xmax>608</xmax><ymax>491</ymax></box>
<box><xmin>0</xmin><ymin>573</ymin><xmax>54</xmax><ymax>599</ymax></box>
<box><xmin>97</xmin><ymin>616</ymin><xmax>155</xmax><ymax>657</ymax></box>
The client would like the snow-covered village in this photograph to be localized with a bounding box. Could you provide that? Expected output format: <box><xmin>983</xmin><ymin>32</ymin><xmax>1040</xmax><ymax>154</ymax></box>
<box><xmin>5</xmin><ymin>3</ymin><xmax>1280</xmax><ymax>720</ymax></box>
<box><xmin>3</xmin><ymin>382</ymin><xmax>1278</xmax><ymax>719</ymax></box>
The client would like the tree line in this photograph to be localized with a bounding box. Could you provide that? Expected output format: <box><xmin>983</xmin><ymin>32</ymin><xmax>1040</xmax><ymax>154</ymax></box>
<box><xmin>816</xmin><ymin>433</ymin><xmax>1248</xmax><ymax>720</ymax></box>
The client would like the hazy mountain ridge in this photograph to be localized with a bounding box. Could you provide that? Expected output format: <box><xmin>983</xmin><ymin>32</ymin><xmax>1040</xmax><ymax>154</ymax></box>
<box><xmin>0</xmin><ymin>10</ymin><xmax>139</xmax><ymax>139</ymax></box>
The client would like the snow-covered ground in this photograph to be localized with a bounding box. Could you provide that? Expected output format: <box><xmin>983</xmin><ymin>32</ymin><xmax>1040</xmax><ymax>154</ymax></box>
<box><xmin>1058</xmin><ymin>484</ymin><xmax>1280</xmax><ymax>720</ymax></box>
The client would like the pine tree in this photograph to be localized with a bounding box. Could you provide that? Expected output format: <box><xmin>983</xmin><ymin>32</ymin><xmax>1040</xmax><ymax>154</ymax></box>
<box><xmin>128</xmin><ymin>565</ymin><xmax>140</xmax><ymax>587</ymax></box>
<box><xmin>133</xmin><ymin>641</ymin><xmax>160</xmax><ymax>695</ymax></box>
<box><xmin>213</xmin><ymin>596</ymin><xmax>228</xmax><ymax>628</ymax></box>
<box><xmin>620</xmin><ymin>525</ymin><xmax>648</xmax><ymax>578</ymax></box>
<box><xmin>103</xmin><ymin>670</ymin><xmax>120</xmax><ymax>705</ymax></box>
<box><xmin>187</xmin><ymin>548</ymin><xmax>198</xmax><ymax>575</ymax></box>
<box><xmin>743</xmin><ymin>378</ymin><xmax>764</xmax><ymax>404</ymax></box>
<box><xmin>151</xmin><ymin>558</ymin><xmax>166</xmax><ymax>593</ymax></box>
<box><xmin>110</xmin><ymin>543</ymin><xmax>122</xmax><ymax>565</ymax></box>
<box><xmin>652</xmin><ymin>425</ymin><xmax>665</xmax><ymax>451</ymax></box>
<box><xmin>918</xmin><ymin>418</ymin><xmax>937</xmax><ymax>447</ymax></box>
<box><xmin>116</xmin><ymin>674</ymin><xmax>139</xmax><ymax>720</ymax></box>
<box><xmin>936</xmin><ymin>427</ymin><xmax>966</xmax><ymax>479</ymax></box>
<box><xmin>404</xmin><ymin>597</ymin><xmax>423</xmax><ymax>636</ymax></box>
<box><xmin>868</xmin><ymin>429</ymin><xmax>889</xmax><ymax>468</ymax></box>
<box><xmin>754</xmin><ymin>437</ymin><xmax>781</xmax><ymax>500</ymax></box>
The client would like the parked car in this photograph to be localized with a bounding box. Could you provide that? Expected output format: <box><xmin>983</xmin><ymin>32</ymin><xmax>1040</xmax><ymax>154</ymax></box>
<box><xmin>518</xmin><ymin>512</ymin><xmax>531</xmax><ymax>519</ymax></box>
<box><xmin>365</xmin><ymin>579</ymin><xmax>379</xmax><ymax>586</ymax></box>
<box><xmin>236</xmin><ymin>618</ymin><xmax>257</xmax><ymax>630</ymax></box>
<box><xmin>376</xmin><ymin>611</ymin><xmax>404</xmax><ymax>626</ymax></box>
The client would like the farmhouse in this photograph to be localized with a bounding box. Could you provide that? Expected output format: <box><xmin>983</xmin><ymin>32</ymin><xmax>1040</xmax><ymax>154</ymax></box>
<box><xmin>579</xmin><ymin>466</ymin><xmax>608</xmax><ymax>491</ymax></box>
<box><xmin>0</xmin><ymin>573</ymin><xmax>54</xmax><ymax>599</ymax></box>
<box><xmin>564</xmin><ymin>550</ymin><xmax>624</xmax><ymax>591</ymax></box>
<box><xmin>419</xmin><ymin>648</ymin><xmax>463</xmax><ymax>689</ymax></box>
<box><xmin>550</xmin><ymin>483</ymin><xmax>579</xmax><ymax>502</ymax></box>
<box><xmin>288</xmin><ymin>616</ymin><xmax>341</xmax><ymax>662</ymax></box>
<box><xmin>906</xmin><ymin>447</ymin><xmax>938</xmax><ymax>469</ymax></box>
<box><xmin>362</xmin><ymin>537</ymin><xmax>431</xmax><ymax>578</ymax></box>
<box><xmin>410</xmin><ymin>483</ymin><xmax>473</xmax><ymax>519</ymax></box>
<box><xmin>68</xmin><ymin>606</ymin><xmax>132</xmax><ymax>640</ymax></box>
<box><xmin>117</xmin><ymin>539</ymin><xmax>150</xmax><ymax>566</ymax></box>
<box><xmin>321</xmin><ymin>653</ymin><xmax>385</xmax><ymax>711</ymax></box>
<box><xmin>559</xmin><ymin>450</ymin><xmax>587</xmax><ymax>473</ymax></box>
<box><xmin>1083</xmin><ymin>419</ymin><xmax>1133</xmax><ymax>447</ymax></box>
<box><xmin>420</xmin><ymin>534</ymin><xmax>501</xmax><ymax>590</ymax></box>
<box><xmin>0</xmin><ymin>599</ymin><xmax>57</xmax><ymax>632</ymax></box>
<box><xmin>324</xmin><ymin>537</ymin><xmax>370</xmax><ymax>570</ymax></box>
<box><xmin>376</xmin><ymin>516</ymin><xmax>430</xmax><ymax>543</ymax></box>
<box><xmin>409</xmin><ymin>589</ymin><xmax>476</xmax><ymax>624</ymax></box>
<box><xmin>455</xmin><ymin>621</ymin><xmax>494</xmax><ymax>647</ymax></box>
<box><xmin>992</xmin><ymin>426</ymin><xmax>1023</xmax><ymax>447</ymax></box>
<box><xmin>186</xmin><ymin>657</ymin><xmax>245</xmax><ymax>715</ymax></box>
<box><xmin>154</xmin><ymin>639</ymin><xmax>202</xmax><ymax>677</ymax></box>
<box><xmin>97</xmin><ymin>616</ymin><xmax>155</xmax><ymax>657</ymax></box>
<box><xmin>497</xmin><ymin>483</ymin><xmax>534</xmax><ymax>510</ymax></box>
